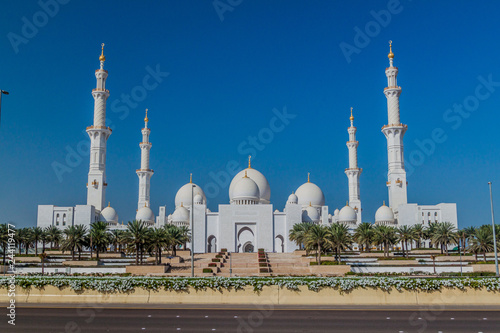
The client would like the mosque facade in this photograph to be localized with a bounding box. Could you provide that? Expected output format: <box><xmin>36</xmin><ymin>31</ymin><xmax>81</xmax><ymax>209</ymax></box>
<box><xmin>37</xmin><ymin>43</ymin><xmax>458</xmax><ymax>253</ymax></box>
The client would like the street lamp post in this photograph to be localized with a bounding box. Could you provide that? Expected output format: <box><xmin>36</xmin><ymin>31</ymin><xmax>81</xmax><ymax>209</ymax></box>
<box><xmin>191</xmin><ymin>184</ymin><xmax>195</xmax><ymax>277</ymax></box>
<box><xmin>488</xmin><ymin>182</ymin><xmax>499</xmax><ymax>277</ymax></box>
<box><xmin>0</xmin><ymin>90</ymin><xmax>10</xmax><ymax>126</ymax></box>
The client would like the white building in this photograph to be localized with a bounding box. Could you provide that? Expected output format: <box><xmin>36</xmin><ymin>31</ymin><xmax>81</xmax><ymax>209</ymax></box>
<box><xmin>37</xmin><ymin>42</ymin><xmax>458</xmax><ymax>251</ymax></box>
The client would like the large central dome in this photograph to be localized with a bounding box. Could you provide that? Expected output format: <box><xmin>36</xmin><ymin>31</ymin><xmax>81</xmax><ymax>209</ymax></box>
<box><xmin>229</xmin><ymin>162</ymin><xmax>270</xmax><ymax>204</ymax></box>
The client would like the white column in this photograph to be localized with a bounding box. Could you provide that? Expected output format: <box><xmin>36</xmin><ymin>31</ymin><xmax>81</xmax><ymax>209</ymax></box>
<box><xmin>382</xmin><ymin>41</ymin><xmax>407</xmax><ymax>210</ymax></box>
<box><xmin>137</xmin><ymin>109</ymin><xmax>154</xmax><ymax>209</ymax></box>
<box><xmin>86</xmin><ymin>44</ymin><xmax>111</xmax><ymax>212</ymax></box>
<box><xmin>345</xmin><ymin>108</ymin><xmax>362</xmax><ymax>223</ymax></box>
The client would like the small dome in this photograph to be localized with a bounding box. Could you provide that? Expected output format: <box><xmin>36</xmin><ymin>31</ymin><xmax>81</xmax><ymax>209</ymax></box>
<box><xmin>339</xmin><ymin>205</ymin><xmax>357</xmax><ymax>223</ymax></box>
<box><xmin>296</xmin><ymin>182</ymin><xmax>325</xmax><ymax>207</ymax></box>
<box><xmin>232</xmin><ymin>174</ymin><xmax>260</xmax><ymax>203</ymax></box>
<box><xmin>194</xmin><ymin>194</ymin><xmax>203</xmax><ymax>205</ymax></box>
<box><xmin>172</xmin><ymin>205</ymin><xmax>189</xmax><ymax>223</ymax></box>
<box><xmin>136</xmin><ymin>206</ymin><xmax>155</xmax><ymax>224</ymax></box>
<box><xmin>302</xmin><ymin>205</ymin><xmax>320</xmax><ymax>223</ymax></box>
<box><xmin>334</xmin><ymin>208</ymin><xmax>340</xmax><ymax>216</ymax></box>
<box><xmin>229</xmin><ymin>167</ymin><xmax>270</xmax><ymax>203</ymax></box>
<box><xmin>101</xmin><ymin>205</ymin><xmax>118</xmax><ymax>224</ymax></box>
<box><xmin>375</xmin><ymin>203</ymin><xmax>394</xmax><ymax>223</ymax></box>
<box><xmin>287</xmin><ymin>192</ymin><xmax>298</xmax><ymax>204</ymax></box>
<box><xmin>175</xmin><ymin>183</ymin><xmax>206</xmax><ymax>207</ymax></box>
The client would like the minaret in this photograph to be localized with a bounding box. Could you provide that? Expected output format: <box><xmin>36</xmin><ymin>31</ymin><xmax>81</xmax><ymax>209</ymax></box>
<box><xmin>136</xmin><ymin>109</ymin><xmax>154</xmax><ymax>209</ymax></box>
<box><xmin>382</xmin><ymin>41</ymin><xmax>407</xmax><ymax>210</ymax></box>
<box><xmin>345</xmin><ymin>107</ymin><xmax>362</xmax><ymax>223</ymax></box>
<box><xmin>86</xmin><ymin>44</ymin><xmax>111</xmax><ymax>212</ymax></box>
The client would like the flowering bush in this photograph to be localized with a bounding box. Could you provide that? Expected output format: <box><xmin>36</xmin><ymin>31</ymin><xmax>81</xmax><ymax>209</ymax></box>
<box><xmin>0</xmin><ymin>275</ymin><xmax>499</xmax><ymax>293</ymax></box>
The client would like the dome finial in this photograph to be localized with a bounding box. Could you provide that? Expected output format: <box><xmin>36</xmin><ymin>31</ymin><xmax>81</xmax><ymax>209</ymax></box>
<box><xmin>100</xmin><ymin>43</ymin><xmax>106</xmax><ymax>62</ymax></box>
<box><xmin>244</xmin><ymin>170</ymin><xmax>248</xmax><ymax>178</ymax></box>
<box><xmin>388</xmin><ymin>40</ymin><xmax>394</xmax><ymax>60</ymax></box>
<box><xmin>248</xmin><ymin>155</ymin><xmax>252</xmax><ymax>169</ymax></box>
<box><xmin>181</xmin><ymin>202</ymin><xmax>184</xmax><ymax>207</ymax></box>
<box><xmin>307</xmin><ymin>172</ymin><xmax>310</xmax><ymax>183</ymax></box>
<box><xmin>108</xmin><ymin>201</ymin><xmax>110</xmax><ymax>207</ymax></box>
<box><xmin>309</xmin><ymin>201</ymin><xmax>312</xmax><ymax>207</ymax></box>
<box><xmin>383</xmin><ymin>200</ymin><xmax>386</xmax><ymax>206</ymax></box>
<box><xmin>346</xmin><ymin>201</ymin><xmax>349</xmax><ymax>206</ymax></box>
<box><xmin>144</xmin><ymin>202</ymin><xmax>147</xmax><ymax>207</ymax></box>
<box><xmin>144</xmin><ymin>108</ymin><xmax>149</xmax><ymax>123</ymax></box>
<box><xmin>189</xmin><ymin>173</ymin><xmax>192</xmax><ymax>183</ymax></box>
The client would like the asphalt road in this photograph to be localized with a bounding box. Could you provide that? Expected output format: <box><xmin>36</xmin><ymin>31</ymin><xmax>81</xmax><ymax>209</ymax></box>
<box><xmin>1</xmin><ymin>306</ymin><xmax>499</xmax><ymax>332</ymax></box>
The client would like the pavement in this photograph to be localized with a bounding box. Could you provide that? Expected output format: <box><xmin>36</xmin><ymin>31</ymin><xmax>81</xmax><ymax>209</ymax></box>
<box><xmin>1</xmin><ymin>304</ymin><xmax>499</xmax><ymax>332</ymax></box>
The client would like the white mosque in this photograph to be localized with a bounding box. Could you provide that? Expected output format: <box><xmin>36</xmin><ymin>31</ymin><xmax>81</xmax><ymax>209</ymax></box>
<box><xmin>37</xmin><ymin>42</ymin><xmax>458</xmax><ymax>253</ymax></box>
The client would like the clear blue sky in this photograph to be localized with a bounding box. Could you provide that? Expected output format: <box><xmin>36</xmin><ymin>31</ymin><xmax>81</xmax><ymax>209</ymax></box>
<box><xmin>1</xmin><ymin>0</ymin><xmax>499</xmax><ymax>229</ymax></box>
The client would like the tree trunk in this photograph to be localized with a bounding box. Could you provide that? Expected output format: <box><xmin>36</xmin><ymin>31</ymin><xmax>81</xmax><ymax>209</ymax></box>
<box><xmin>71</xmin><ymin>248</ymin><xmax>75</xmax><ymax>261</ymax></box>
<box><xmin>135</xmin><ymin>245</ymin><xmax>139</xmax><ymax>265</ymax></box>
<box><xmin>42</xmin><ymin>241</ymin><xmax>46</xmax><ymax>253</ymax></box>
<box><xmin>35</xmin><ymin>242</ymin><xmax>38</xmax><ymax>255</ymax></box>
<box><xmin>484</xmin><ymin>252</ymin><xmax>487</xmax><ymax>262</ymax></box>
<box><xmin>159</xmin><ymin>248</ymin><xmax>162</xmax><ymax>264</ymax></box>
<box><xmin>317</xmin><ymin>242</ymin><xmax>321</xmax><ymax>265</ymax></box>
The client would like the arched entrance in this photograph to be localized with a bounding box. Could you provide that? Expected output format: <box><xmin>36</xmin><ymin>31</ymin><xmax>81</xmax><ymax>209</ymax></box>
<box><xmin>275</xmin><ymin>235</ymin><xmax>284</xmax><ymax>253</ymax></box>
<box><xmin>207</xmin><ymin>235</ymin><xmax>217</xmax><ymax>253</ymax></box>
<box><xmin>243</xmin><ymin>242</ymin><xmax>254</xmax><ymax>253</ymax></box>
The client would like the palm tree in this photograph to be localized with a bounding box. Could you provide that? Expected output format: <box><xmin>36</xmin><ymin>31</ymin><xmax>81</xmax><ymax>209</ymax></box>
<box><xmin>397</xmin><ymin>225</ymin><xmax>416</xmax><ymax>258</ymax></box>
<box><xmin>61</xmin><ymin>225</ymin><xmax>88</xmax><ymax>260</ymax></box>
<box><xmin>31</xmin><ymin>227</ymin><xmax>43</xmax><ymax>255</ymax></box>
<box><xmin>40</xmin><ymin>229</ymin><xmax>49</xmax><ymax>253</ymax></box>
<box><xmin>147</xmin><ymin>228</ymin><xmax>169</xmax><ymax>264</ymax></box>
<box><xmin>164</xmin><ymin>224</ymin><xmax>190</xmax><ymax>257</ymax></box>
<box><xmin>17</xmin><ymin>228</ymin><xmax>33</xmax><ymax>255</ymax></box>
<box><xmin>327</xmin><ymin>223</ymin><xmax>353</xmax><ymax>263</ymax></box>
<box><xmin>425</xmin><ymin>222</ymin><xmax>439</xmax><ymax>248</ymax></box>
<box><xmin>304</xmin><ymin>224</ymin><xmax>329</xmax><ymax>265</ymax></box>
<box><xmin>373</xmin><ymin>225</ymin><xmax>398</xmax><ymax>257</ymax></box>
<box><xmin>109</xmin><ymin>229</ymin><xmax>124</xmax><ymax>253</ymax></box>
<box><xmin>456</xmin><ymin>229</ymin><xmax>467</xmax><ymax>254</ymax></box>
<box><xmin>45</xmin><ymin>225</ymin><xmax>62</xmax><ymax>249</ymax></box>
<box><xmin>468</xmin><ymin>227</ymin><xmax>494</xmax><ymax>262</ymax></box>
<box><xmin>289</xmin><ymin>222</ymin><xmax>313</xmax><ymax>252</ymax></box>
<box><xmin>74</xmin><ymin>225</ymin><xmax>88</xmax><ymax>260</ymax></box>
<box><xmin>124</xmin><ymin>220</ymin><xmax>149</xmax><ymax>265</ymax></box>
<box><xmin>412</xmin><ymin>224</ymin><xmax>425</xmax><ymax>249</ymax></box>
<box><xmin>463</xmin><ymin>226</ymin><xmax>477</xmax><ymax>248</ymax></box>
<box><xmin>89</xmin><ymin>221</ymin><xmax>109</xmax><ymax>261</ymax></box>
<box><xmin>431</xmin><ymin>222</ymin><xmax>457</xmax><ymax>255</ymax></box>
<box><xmin>353</xmin><ymin>222</ymin><xmax>373</xmax><ymax>252</ymax></box>
<box><xmin>61</xmin><ymin>226</ymin><xmax>79</xmax><ymax>260</ymax></box>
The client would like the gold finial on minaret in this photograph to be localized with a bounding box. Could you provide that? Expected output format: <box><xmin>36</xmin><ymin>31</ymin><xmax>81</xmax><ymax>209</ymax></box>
<box><xmin>100</xmin><ymin>43</ymin><xmax>106</xmax><ymax>62</ymax></box>
<box><xmin>248</xmin><ymin>155</ymin><xmax>252</xmax><ymax>169</ymax></box>
<box><xmin>388</xmin><ymin>40</ymin><xmax>394</xmax><ymax>59</ymax></box>
<box><xmin>350</xmin><ymin>107</ymin><xmax>354</xmax><ymax>122</ymax></box>
<box><xmin>307</xmin><ymin>172</ymin><xmax>310</xmax><ymax>183</ymax></box>
<box><xmin>144</xmin><ymin>109</ymin><xmax>149</xmax><ymax>123</ymax></box>
<box><xmin>189</xmin><ymin>173</ymin><xmax>192</xmax><ymax>183</ymax></box>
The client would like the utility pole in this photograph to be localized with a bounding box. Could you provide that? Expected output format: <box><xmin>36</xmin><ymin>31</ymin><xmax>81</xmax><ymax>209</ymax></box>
<box><xmin>0</xmin><ymin>90</ymin><xmax>10</xmax><ymax>127</ymax></box>
<box><xmin>488</xmin><ymin>182</ymin><xmax>499</xmax><ymax>277</ymax></box>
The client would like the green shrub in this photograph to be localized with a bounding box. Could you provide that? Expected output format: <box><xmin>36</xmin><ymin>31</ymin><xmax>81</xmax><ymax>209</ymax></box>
<box><xmin>202</xmin><ymin>268</ymin><xmax>213</xmax><ymax>273</ymax></box>
<box><xmin>215</xmin><ymin>255</ymin><xmax>223</xmax><ymax>258</ymax></box>
<box><xmin>208</xmin><ymin>263</ymin><xmax>217</xmax><ymax>267</ymax></box>
<box><xmin>212</xmin><ymin>258</ymin><xmax>220</xmax><ymax>263</ymax></box>
<box><xmin>259</xmin><ymin>263</ymin><xmax>268</xmax><ymax>267</ymax></box>
<box><xmin>220</xmin><ymin>248</ymin><xmax>228</xmax><ymax>252</ymax></box>
<box><xmin>310</xmin><ymin>261</ymin><xmax>345</xmax><ymax>265</ymax></box>
<box><xmin>259</xmin><ymin>268</ymin><xmax>268</xmax><ymax>273</ymax></box>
